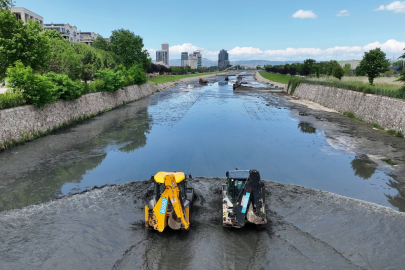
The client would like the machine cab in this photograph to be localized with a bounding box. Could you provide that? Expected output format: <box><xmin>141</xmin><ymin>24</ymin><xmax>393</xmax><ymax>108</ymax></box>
<box><xmin>225</xmin><ymin>170</ymin><xmax>250</xmax><ymax>204</ymax></box>
<box><xmin>150</xmin><ymin>172</ymin><xmax>191</xmax><ymax>210</ymax></box>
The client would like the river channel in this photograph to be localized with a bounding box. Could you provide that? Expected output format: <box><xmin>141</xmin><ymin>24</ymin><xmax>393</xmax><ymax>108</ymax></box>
<box><xmin>1</xmin><ymin>73</ymin><xmax>405</xmax><ymax>269</ymax></box>
<box><xmin>0</xmin><ymin>73</ymin><xmax>403</xmax><ymax>212</ymax></box>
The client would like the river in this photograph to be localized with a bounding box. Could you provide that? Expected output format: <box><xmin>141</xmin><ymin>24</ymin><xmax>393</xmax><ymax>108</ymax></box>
<box><xmin>0</xmin><ymin>72</ymin><xmax>403</xmax><ymax>212</ymax></box>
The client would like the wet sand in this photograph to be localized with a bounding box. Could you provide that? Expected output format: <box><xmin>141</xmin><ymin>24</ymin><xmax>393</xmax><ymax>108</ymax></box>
<box><xmin>0</xmin><ymin>178</ymin><xmax>404</xmax><ymax>270</ymax></box>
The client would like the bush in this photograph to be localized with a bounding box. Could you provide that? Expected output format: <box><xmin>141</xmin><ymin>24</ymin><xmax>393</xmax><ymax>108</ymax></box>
<box><xmin>117</xmin><ymin>65</ymin><xmax>146</xmax><ymax>86</ymax></box>
<box><xmin>332</xmin><ymin>65</ymin><xmax>344</xmax><ymax>80</ymax></box>
<box><xmin>6</xmin><ymin>61</ymin><xmax>56</xmax><ymax>107</ymax></box>
<box><xmin>44</xmin><ymin>72</ymin><xmax>83</xmax><ymax>100</ymax></box>
<box><xmin>288</xmin><ymin>77</ymin><xmax>303</xmax><ymax>94</ymax></box>
<box><xmin>94</xmin><ymin>69</ymin><xmax>125</xmax><ymax>92</ymax></box>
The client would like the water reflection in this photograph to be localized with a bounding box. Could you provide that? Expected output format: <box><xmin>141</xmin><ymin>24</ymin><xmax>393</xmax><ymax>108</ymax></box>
<box><xmin>298</xmin><ymin>122</ymin><xmax>316</xmax><ymax>134</ymax></box>
<box><xmin>350</xmin><ymin>155</ymin><xmax>377</xmax><ymax>180</ymax></box>
<box><xmin>0</xmin><ymin>108</ymin><xmax>152</xmax><ymax>211</ymax></box>
<box><xmin>385</xmin><ymin>174</ymin><xmax>405</xmax><ymax>212</ymax></box>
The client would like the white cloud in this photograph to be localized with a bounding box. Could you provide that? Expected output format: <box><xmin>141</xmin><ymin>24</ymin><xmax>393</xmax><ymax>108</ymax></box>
<box><xmin>228</xmin><ymin>47</ymin><xmax>263</xmax><ymax>55</ymax></box>
<box><xmin>374</xmin><ymin>1</ymin><xmax>405</xmax><ymax>13</ymax></box>
<box><xmin>292</xmin><ymin>10</ymin><xmax>317</xmax><ymax>19</ymax></box>
<box><xmin>336</xmin><ymin>10</ymin><xmax>350</xmax><ymax>16</ymax></box>
<box><xmin>147</xmin><ymin>40</ymin><xmax>405</xmax><ymax>61</ymax></box>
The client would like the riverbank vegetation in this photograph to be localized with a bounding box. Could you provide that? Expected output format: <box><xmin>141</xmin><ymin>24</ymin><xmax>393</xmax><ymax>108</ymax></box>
<box><xmin>0</xmin><ymin>1</ymin><xmax>149</xmax><ymax>108</ymax></box>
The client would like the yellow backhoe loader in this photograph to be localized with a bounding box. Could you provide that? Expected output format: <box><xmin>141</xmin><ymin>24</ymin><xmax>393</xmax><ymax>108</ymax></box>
<box><xmin>145</xmin><ymin>172</ymin><xmax>194</xmax><ymax>232</ymax></box>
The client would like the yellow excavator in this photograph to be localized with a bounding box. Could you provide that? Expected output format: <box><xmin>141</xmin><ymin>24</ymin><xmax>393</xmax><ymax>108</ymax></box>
<box><xmin>145</xmin><ymin>172</ymin><xmax>194</xmax><ymax>232</ymax></box>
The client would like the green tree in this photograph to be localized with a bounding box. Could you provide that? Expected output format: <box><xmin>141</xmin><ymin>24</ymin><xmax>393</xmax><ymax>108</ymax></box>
<box><xmin>303</xmin><ymin>59</ymin><xmax>316</xmax><ymax>75</ymax></box>
<box><xmin>0</xmin><ymin>0</ymin><xmax>14</xmax><ymax>8</ymax></box>
<box><xmin>358</xmin><ymin>48</ymin><xmax>390</xmax><ymax>85</ymax></box>
<box><xmin>109</xmin><ymin>29</ymin><xmax>150</xmax><ymax>70</ymax></box>
<box><xmin>343</xmin><ymin>64</ymin><xmax>352</xmax><ymax>76</ymax></box>
<box><xmin>332</xmin><ymin>64</ymin><xmax>344</xmax><ymax>80</ymax></box>
<box><xmin>47</xmin><ymin>39</ymin><xmax>82</xmax><ymax>80</ymax></box>
<box><xmin>355</xmin><ymin>65</ymin><xmax>366</xmax><ymax>76</ymax></box>
<box><xmin>316</xmin><ymin>66</ymin><xmax>320</xmax><ymax>78</ymax></box>
<box><xmin>0</xmin><ymin>9</ymin><xmax>51</xmax><ymax>81</ymax></box>
<box><xmin>43</xmin><ymin>29</ymin><xmax>65</xmax><ymax>41</ymax></box>
<box><xmin>93</xmin><ymin>36</ymin><xmax>110</xmax><ymax>51</ymax></box>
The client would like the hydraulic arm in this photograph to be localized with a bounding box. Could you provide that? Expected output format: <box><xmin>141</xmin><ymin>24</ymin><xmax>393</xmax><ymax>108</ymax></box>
<box><xmin>233</xmin><ymin>170</ymin><xmax>266</xmax><ymax>226</ymax></box>
<box><xmin>147</xmin><ymin>174</ymin><xmax>190</xmax><ymax>232</ymax></box>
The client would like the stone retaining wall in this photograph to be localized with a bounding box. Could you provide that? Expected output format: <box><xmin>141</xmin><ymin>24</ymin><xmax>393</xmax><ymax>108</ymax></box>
<box><xmin>0</xmin><ymin>81</ymin><xmax>177</xmax><ymax>147</ymax></box>
<box><xmin>293</xmin><ymin>83</ymin><xmax>405</xmax><ymax>132</ymax></box>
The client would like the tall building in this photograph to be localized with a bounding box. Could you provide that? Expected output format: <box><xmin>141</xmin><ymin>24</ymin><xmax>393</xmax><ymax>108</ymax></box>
<box><xmin>189</xmin><ymin>51</ymin><xmax>202</xmax><ymax>69</ymax></box>
<box><xmin>161</xmin><ymin>42</ymin><xmax>169</xmax><ymax>66</ymax></box>
<box><xmin>156</xmin><ymin>50</ymin><xmax>168</xmax><ymax>65</ymax></box>
<box><xmin>218</xmin><ymin>49</ymin><xmax>230</xmax><ymax>68</ymax></box>
<box><xmin>181</xmin><ymin>52</ymin><xmax>189</xmax><ymax>67</ymax></box>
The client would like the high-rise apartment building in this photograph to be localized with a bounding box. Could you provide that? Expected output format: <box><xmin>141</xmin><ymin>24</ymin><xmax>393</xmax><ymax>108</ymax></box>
<box><xmin>181</xmin><ymin>52</ymin><xmax>189</xmax><ymax>67</ymax></box>
<box><xmin>218</xmin><ymin>49</ymin><xmax>230</xmax><ymax>68</ymax></box>
<box><xmin>161</xmin><ymin>42</ymin><xmax>169</xmax><ymax>66</ymax></box>
<box><xmin>156</xmin><ymin>50</ymin><xmax>168</xmax><ymax>65</ymax></box>
<box><xmin>189</xmin><ymin>51</ymin><xmax>202</xmax><ymax>69</ymax></box>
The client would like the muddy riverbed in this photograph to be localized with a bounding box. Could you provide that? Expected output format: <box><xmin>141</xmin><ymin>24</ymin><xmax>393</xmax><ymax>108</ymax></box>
<box><xmin>1</xmin><ymin>178</ymin><xmax>404</xmax><ymax>270</ymax></box>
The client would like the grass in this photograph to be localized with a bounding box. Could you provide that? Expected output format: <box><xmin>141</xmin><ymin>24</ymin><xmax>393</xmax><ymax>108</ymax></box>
<box><xmin>371</xmin><ymin>123</ymin><xmax>384</xmax><ymax>130</ymax></box>
<box><xmin>0</xmin><ymin>91</ymin><xmax>26</xmax><ymax>109</ymax></box>
<box><xmin>310</xmin><ymin>76</ymin><xmax>402</xmax><ymax>91</ymax></box>
<box><xmin>259</xmin><ymin>71</ymin><xmax>292</xmax><ymax>84</ymax></box>
<box><xmin>147</xmin><ymin>72</ymin><xmax>218</xmax><ymax>84</ymax></box>
<box><xmin>343</xmin><ymin>111</ymin><xmax>364</xmax><ymax>122</ymax></box>
<box><xmin>381</xmin><ymin>158</ymin><xmax>398</xmax><ymax>165</ymax></box>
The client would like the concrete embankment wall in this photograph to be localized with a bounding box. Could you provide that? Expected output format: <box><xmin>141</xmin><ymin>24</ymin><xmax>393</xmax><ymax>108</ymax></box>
<box><xmin>293</xmin><ymin>83</ymin><xmax>405</xmax><ymax>132</ymax></box>
<box><xmin>0</xmin><ymin>82</ymin><xmax>177</xmax><ymax>147</ymax></box>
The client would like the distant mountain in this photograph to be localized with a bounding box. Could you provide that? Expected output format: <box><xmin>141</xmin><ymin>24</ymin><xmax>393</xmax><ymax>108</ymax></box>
<box><xmin>230</xmin><ymin>60</ymin><xmax>301</xmax><ymax>67</ymax></box>
<box><xmin>168</xmin><ymin>59</ymin><xmax>301</xmax><ymax>67</ymax></box>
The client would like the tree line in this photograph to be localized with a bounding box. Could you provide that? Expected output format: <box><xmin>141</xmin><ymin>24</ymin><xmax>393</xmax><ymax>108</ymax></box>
<box><xmin>264</xmin><ymin>48</ymin><xmax>405</xmax><ymax>86</ymax></box>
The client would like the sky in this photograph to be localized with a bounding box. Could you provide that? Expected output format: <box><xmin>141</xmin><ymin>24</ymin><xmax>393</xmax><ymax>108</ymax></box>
<box><xmin>15</xmin><ymin>0</ymin><xmax>405</xmax><ymax>61</ymax></box>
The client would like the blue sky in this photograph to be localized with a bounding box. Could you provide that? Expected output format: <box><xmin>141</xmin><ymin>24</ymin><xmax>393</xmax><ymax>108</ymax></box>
<box><xmin>16</xmin><ymin>0</ymin><xmax>405</xmax><ymax>61</ymax></box>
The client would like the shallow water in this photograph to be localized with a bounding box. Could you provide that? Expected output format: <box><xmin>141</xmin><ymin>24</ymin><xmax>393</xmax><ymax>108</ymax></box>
<box><xmin>0</xmin><ymin>74</ymin><xmax>403</xmax><ymax>211</ymax></box>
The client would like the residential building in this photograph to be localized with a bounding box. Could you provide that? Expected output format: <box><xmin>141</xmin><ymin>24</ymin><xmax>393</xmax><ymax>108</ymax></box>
<box><xmin>10</xmin><ymin>7</ymin><xmax>43</xmax><ymax>25</ymax></box>
<box><xmin>338</xmin><ymin>60</ymin><xmax>361</xmax><ymax>70</ymax></box>
<box><xmin>43</xmin><ymin>23</ymin><xmax>81</xmax><ymax>43</ymax></box>
<box><xmin>218</xmin><ymin>49</ymin><xmax>230</xmax><ymax>68</ymax></box>
<box><xmin>80</xmin><ymin>32</ymin><xmax>99</xmax><ymax>46</ymax></box>
<box><xmin>161</xmin><ymin>42</ymin><xmax>170</xmax><ymax>66</ymax></box>
<box><xmin>189</xmin><ymin>51</ymin><xmax>202</xmax><ymax>69</ymax></box>
<box><xmin>181</xmin><ymin>52</ymin><xmax>189</xmax><ymax>67</ymax></box>
<box><xmin>43</xmin><ymin>23</ymin><xmax>99</xmax><ymax>45</ymax></box>
<box><xmin>156</xmin><ymin>50</ymin><xmax>168</xmax><ymax>65</ymax></box>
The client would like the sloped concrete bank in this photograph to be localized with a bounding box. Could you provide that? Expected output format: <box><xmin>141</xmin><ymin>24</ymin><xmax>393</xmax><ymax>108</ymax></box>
<box><xmin>292</xmin><ymin>83</ymin><xmax>405</xmax><ymax>133</ymax></box>
<box><xmin>254</xmin><ymin>71</ymin><xmax>288</xmax><ymax>91</ymax></box>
